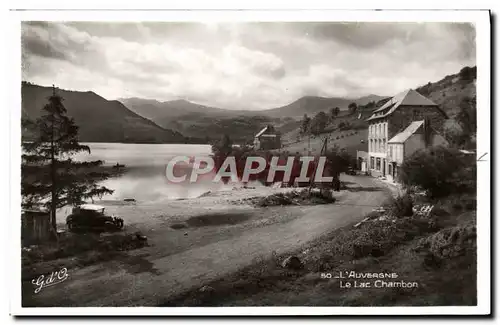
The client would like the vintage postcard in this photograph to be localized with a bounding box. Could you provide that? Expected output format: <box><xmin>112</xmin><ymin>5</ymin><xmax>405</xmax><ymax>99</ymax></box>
<box><xmin>9</xmin><ymin>9</ymin><xmax>490</xmax><ymax>316</ymax></box>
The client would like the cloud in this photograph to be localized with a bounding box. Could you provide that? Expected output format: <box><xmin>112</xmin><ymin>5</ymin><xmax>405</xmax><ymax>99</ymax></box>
<box><xmin>21</xmin><ymin>21</ymin><xmax>476</xmax><ymax>110</ymax></box>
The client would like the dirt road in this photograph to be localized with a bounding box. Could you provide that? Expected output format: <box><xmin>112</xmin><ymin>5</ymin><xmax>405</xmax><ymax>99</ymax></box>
<box><xmin>23</xmin><ymin>175</ymin><xmax>391</xmax><ymax>307</ymax></box>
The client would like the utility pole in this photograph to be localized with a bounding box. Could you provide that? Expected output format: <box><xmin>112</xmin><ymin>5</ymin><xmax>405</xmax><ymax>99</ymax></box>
<box><xmin>308</xmin><ymin>134</ymin><xmax>311</xmax><ymax>155</ymax></box>
<box><xmin>308</xmin><ymin>136</ymin><xmax>328</xmax><ymax>193</ymax></box>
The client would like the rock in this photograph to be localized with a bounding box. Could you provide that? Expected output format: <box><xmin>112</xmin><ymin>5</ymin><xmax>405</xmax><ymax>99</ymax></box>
<box><xmin>199</xmin><ymin>285</ymin><xmax>215</xmax><ymax>294</ymax></box>
<box><xmin>281</xmin><ymin>255</ymin><xmax>303</xmax><ymax>270</ymax></box>
<box><xmin>184</xmin><ymin>232</ymin><xmax>188</xmax><ymax>236</ymax></box>
<box><xmin>198</xmin><ymin>191</ymin><xmax>212</xmax><ymax>198</ymax></box>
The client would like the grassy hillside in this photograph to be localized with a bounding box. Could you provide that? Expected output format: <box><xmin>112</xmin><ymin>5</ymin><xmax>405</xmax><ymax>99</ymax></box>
<box><xmin>416</xmin><ymin>66</ymin><xmax>476</xmax><ymax>118</ymax></box>
<box><xmin>175</xmin><ymin>114</ymin><xmax>283</xmax><ymax>144</ymax></box>
<box><xmin>280</xmin><ymin>98</ymin><xmax>388</xmax><ymax>156</ymax></box>
<box><xmin>22</xmin><ymin>83</ymin><xmax>185</xmax><ymax>144</ymax></box>
<box><xmin>280</xmin><ymin>129</ymin><xmax>367</xmax><ymax>157</ymax></box>
<box><xmin>264</xmin><ymin>95</ymin><xmax>384</xmax><ymax>119</ymax></box>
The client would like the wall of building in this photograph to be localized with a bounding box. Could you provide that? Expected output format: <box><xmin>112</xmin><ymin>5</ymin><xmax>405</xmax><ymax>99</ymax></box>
<box><xmin>431</xmin><ymin>133</ymin><xmax>448</xmax><ymax>147</ymax></box>
<box><xmin>368</xmin><ymin>118</ymin><xmax>388</xmax><ymax>177</ymax></box>
<box><xmin>404</xmin><ymin>132</ymin><xmax>448</xmax><ymax>159</ymax></box>
<box><xmin>367</xmin><ymin>105</ymin><xmax>446</xmax><ymax>179</ymax></box>
<box><xmin>388</xmin><ymin>105</ymin><xmax>447</xmax><ymax>139</ymax></box>
<box><xmin>257</xmin><ymin>135</ymin><xmax>281</xmax><ymax>150</ymax></box>
<box><xmin>388</xmin><ymin>143</ymin><xmax>404</xmax><ymax>164</ymax></box>
<box><xmin>404</xmin><ymin>134</ymin><xmax>424</xmax><ymax>160</ymax></box>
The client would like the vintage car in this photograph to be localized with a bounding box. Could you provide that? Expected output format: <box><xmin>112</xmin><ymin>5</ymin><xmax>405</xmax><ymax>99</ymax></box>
<box><xmin>66</xmin><ymin>204</ymin><xmax>124</xmax><ymax>232</ymax></box>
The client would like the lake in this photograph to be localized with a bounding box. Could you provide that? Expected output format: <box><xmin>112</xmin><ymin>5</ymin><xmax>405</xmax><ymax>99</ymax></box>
<box><xmin>75</xmin><ymin>142</ymin><xmax>215</xmax><ymax>202</ymax></box>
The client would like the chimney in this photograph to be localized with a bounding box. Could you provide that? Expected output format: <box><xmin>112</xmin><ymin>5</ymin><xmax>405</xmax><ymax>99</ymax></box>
<box><xmin>423</xmin><ymin>117</ymin><xmax>432</xmax><ymax>147</ymax></box>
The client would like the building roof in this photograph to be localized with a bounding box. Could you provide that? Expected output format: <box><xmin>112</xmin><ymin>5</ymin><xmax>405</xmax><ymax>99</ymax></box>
<box><xmin>388</xmin><ymin>120</ymin><xmax>425</xmax><ymax>144</ymax></box>
<box><xmin>255</xmin><ymin>126</ymin><xmax>269</xmax><ymax>138</ymax></box>
<box><xmin>255</xmin><ymin>125</ymin><xmax>279</xmax><ymax>138</ymax></box>
<box><xmin>367</xmin><ymin>89</ymin><xmax>438</xmax><ymax>121</ymax></box>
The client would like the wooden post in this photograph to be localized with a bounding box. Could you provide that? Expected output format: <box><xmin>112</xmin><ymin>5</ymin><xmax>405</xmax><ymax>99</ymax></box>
<box><xmin>308</xmin><ymin>136</ymin><xmax>328</xmax><ymax>193</ymax></box>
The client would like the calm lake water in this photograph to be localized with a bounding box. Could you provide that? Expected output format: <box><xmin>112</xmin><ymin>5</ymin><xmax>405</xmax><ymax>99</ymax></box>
<box><xmin>75</xmin><ymin>143</ymin><xmax>214</xmax><ymax>202</ymax></box>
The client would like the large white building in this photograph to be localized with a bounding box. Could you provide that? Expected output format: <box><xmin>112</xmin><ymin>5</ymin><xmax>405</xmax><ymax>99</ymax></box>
<box><xmin>366</xmin><ymin>89</ymin><xmax>448</xmax><ymax>181</ymax></box>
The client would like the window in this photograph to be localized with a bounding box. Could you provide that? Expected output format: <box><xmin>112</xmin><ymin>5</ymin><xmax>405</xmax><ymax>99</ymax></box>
<box><xmin>389</xmin><ymin>145</ymin><xmax>393</xmax><ymax>158</ymax></box>
<box><xmin>388</xmin><ymin>164</ymin><xmax>392</xmax><ymax>175</ymax></box>
<box><xmin>376</xmin><ymin>158</ymin><xmax>381</xmax><ymax>171</ymax></box>
<box><xmin>370</xmin><ymin>157</ymin><xmax>375</xmax><ymax>169</ymax></box>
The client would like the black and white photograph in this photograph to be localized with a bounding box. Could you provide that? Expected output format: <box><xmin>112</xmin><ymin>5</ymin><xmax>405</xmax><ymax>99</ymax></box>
<box><xmin>8</xmin><ymin>9</ymin><xmax>491</xmax><ymax>316</ymax></box>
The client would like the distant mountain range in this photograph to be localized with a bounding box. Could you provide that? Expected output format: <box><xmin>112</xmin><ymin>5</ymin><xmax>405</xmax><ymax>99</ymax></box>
<box><xmin>22</xmin><ymin>83</ymin><xmax>184</xmax><ymax>144</ymax></box>
<box><xmin>21</xmin><ymin>65</ymin><xmax>474</xmax><ymax>144</ymax></box>
<box><xmin>119</xmin><ymin>98</ymin><xmax>251</xmax><ymax>130</ymax></box>
<box><xmin>120</xmin><ymin>94</ymin><xmax>387</xmax><ymax>124</ymax></box>
<box><xmin>118</xmin><ymin>94</ymin><xmax>387</xmax><ymax>142</ymax></box>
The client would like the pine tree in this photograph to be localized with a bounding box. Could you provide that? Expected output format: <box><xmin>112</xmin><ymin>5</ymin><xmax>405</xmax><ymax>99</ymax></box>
<box><xmin>21</xmin><ymin>86</ymin><xmax>113</xmax><ymax>231</ymax></box>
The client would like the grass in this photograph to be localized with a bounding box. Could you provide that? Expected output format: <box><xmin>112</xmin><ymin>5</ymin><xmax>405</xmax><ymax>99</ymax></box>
<box><xmin>22</xmin><ymin>232</ymin><xmax>148</xmax><ymax>281</ymax></box>
<box><xmin>160</xmin><ymin>193</ymin><xmax>477</xmax><ymax>307</ymax></box>
<box><xmin>280</xmin><ymin>128</ymin><xmax>367</xmax><ymax>156</ymax></box>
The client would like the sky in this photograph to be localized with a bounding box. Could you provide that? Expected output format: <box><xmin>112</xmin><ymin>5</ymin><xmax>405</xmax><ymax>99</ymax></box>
<box><xmin>21</xmin><ymin>21</ymin><xmax>476</xmax><ymax>110</ymax></box>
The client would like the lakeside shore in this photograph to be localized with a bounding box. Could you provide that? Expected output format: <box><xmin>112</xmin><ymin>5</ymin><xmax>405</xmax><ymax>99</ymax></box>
<box><xmin>23</xmin><ymin>174</ymin><xmax>392</xmax><ymax>307</ymax></box>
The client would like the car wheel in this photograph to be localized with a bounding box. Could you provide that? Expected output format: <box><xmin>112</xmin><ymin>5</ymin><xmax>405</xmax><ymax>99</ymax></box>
<box><xmin>104</xmin><ymin>221</ymin><xmax>117</xmax><ymax>231</ymax></box>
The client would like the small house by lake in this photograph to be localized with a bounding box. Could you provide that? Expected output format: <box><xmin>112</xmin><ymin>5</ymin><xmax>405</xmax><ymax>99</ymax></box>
<box><xmin>254</xmin><ymin>125</ymin><xmax>281</xmax><ymax>150</ymax></box>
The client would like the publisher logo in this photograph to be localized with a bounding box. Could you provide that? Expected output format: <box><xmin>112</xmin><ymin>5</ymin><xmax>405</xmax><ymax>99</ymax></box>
<box><xmin>31</xmin><ymin>267</ymin><xmax>69</xmax><ymax>294</ymax></box>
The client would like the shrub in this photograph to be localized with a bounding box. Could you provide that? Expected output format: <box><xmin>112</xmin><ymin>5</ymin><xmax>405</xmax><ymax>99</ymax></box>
<box><xmin>399</xmin><ymin>146</ymin><xmax>473</xmax><ymax>199</ymax></box>
<box><xmin>459</xmin><ymin>66</ymin><xmax>477</xmax><ymax>81</ymax></box>
<box><xmin>334</xmin><ymin>217</ymin><xmax>438</xmax><ymax>260</ymax></box>
<box><xmin>415</xmin><ymin>222</ymin><xmax>476</xmax><ymax>259</ymax></box>
<box><xmin>251</xmin><ymin>189</ymin><xmax>336</xmax><ymax>207</ymax></box>
<box><xmin>390</xmin><ymin>194</ymin><xmax>414</xmax><ymax>217</ymax></box>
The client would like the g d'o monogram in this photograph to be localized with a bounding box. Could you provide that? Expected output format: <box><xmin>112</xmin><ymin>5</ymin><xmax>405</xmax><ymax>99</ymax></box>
<box><xmin>31</xmin><ymin>267</ymin><xmax>69</xmax><ymax>294</ymax></box>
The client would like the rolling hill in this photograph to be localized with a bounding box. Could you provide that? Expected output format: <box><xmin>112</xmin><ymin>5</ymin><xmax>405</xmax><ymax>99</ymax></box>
<box><xmin>119</xmin><ymin>98</ymin><xmax>240</xmax><ymax>127</ymax></box>
<box><xmin>119</xmin><ymin>94</ymin><xmax>387</xmax><ymax>143</ymax></box>
<box><xmin>22</xmin><ymin>83</ymin><xmax>185</xmax><ymax>144</ymax></box>
<box><xmin>416</xmin><ymin>66</ymin><xmax>476</xmax><ymax>118</ymax></box>
<box><xmin>263</xmin><ymin>95</ymin><xmax>385</xmax><ymax>118</ymax></box>
<box><xmin>354</xmin><ymin>94</ymin><xmax>388</xmax><ymax>106</ymax></box>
